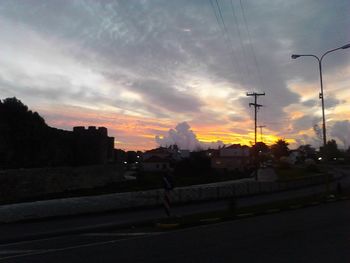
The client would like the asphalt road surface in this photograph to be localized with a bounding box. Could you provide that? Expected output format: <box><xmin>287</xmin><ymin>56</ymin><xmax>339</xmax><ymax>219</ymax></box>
<box><xmin>1</xmin><ymin>199</ymin><xmax>349</xmax><ymax>263</ymax></box>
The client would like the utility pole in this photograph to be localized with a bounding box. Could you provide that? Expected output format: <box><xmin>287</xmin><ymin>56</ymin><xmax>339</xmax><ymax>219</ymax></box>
<box><xmin>246</xmin><ymin>92</ymin><xmax>265</xmax><ymax>144</ymax></box>
<box><xmin>258</xmin><ymin>125</ymin><xmax>266</xmax><ymax>142</ymax></box>
<box><xmin>247</xmin><ymin>92</ymin><xmax>265</xmax><ymax>181</ymax></box>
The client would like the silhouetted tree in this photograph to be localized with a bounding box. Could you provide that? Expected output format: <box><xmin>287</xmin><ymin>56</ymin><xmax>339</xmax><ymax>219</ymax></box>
<box><xmin>313</xmin><ymin>124</ymin><xmax>322</xmax><ymax>144</ymax></box>
<box><xmin>297</xmin><ymin>144</ymin><xmax>317</xmax><ymax>160</ymax></box>
<box><xmin>127</xmin><ymin>151</ymin><xmax>137</xmax><ymax>163</ymax></box>
<box><xmin>114</xmin><ymin>149</ymin><xmax>127</xmax><ymax>163</ymax></box>
<box><xmin>251</xmin><ymin>142</ymin><xmax>269</xmax><ymax>154</ymax></box>
<box><xmin>345</xmin><ymin>147</ymin><xmax>350</xmax><ymax>163</ymax></box>
<box><xmin>0</xmin><ymin>97</ymin><xmax>49</xmax><ymax>168</ymax></box>
<box><xmin>270</xmin><ymin>139</ymin><xmax>289</xmax><ymax>160</ymax></box>
<box><xmin>251</xmin><ymin>142</ymin><xmax>270</xmax><ymax>163</ymax></box>
<box><xmin>0</xmin><ymin>97</ymin><xmax>112</xmax><ymax>168</ymax></box>
<box><xmin>174</xmin><ymin>151</ymin><xmax>211</xmax><ymax>177</ymax></box>
<box><xmin>320</xmin><ymin>139</ymin><xmax>340</xmax><ymax>160</ymax></box>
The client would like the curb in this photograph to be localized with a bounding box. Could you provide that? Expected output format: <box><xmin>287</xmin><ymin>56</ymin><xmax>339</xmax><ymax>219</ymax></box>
<box><xmin>2</xmin><ymin>194</ymin><xmax>349</xmax><ymax>245</ymax></box>
<box><xmin>0</xmin><ymin>218</ymin><xmax>156</xmax><ymax>245</ymax></box>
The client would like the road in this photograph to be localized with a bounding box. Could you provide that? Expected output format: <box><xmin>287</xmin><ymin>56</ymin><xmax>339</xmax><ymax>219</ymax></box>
<box><xmin>1</xmin><ymin>168</ymin><xmax>349</xmax><ymax>245</ymax></box>
<box><xmin>0</xmin><ymin>199</ymin><xmax>349</xmax><ymax>263</ymax></box>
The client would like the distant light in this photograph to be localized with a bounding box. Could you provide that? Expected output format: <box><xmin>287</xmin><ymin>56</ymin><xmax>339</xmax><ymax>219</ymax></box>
<box><xmin>318</xmin><ymin>157</ymin><xmax>322</xmax><ymax>161</ymax></box>
<box><xmin>208</xmin><ymin>153</ymin><xmax>212</xmax><ymax>156</ymax></box>
<box><xmin>137</xmin><ymin>156</ymin><xmax>140</xmax><ymax>158</ymax></box>
<box><xmin>124</xmin><ymin>161</ymin><xmax>127</xmax><ymax>164</ymax></box>
<box><xmin>135</xmin><ymin>162</ymin><xmax>139</xmax><ymax>164</ymax></box>
<box><xmin>333</xmin><ymin>158</ymin><xmax>337</xmax><ymax>161</ymax></box>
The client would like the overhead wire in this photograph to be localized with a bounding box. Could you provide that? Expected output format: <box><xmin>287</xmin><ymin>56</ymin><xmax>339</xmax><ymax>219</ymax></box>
<box><xmin>229</xmin><ymin>0</ymin><xmax>251</xmax><ymax>85</ymax></box>
<box><xmin>209</xmin><ymin>0</ymin><xmax>224</xmax><ymax>35</ymax></box>
<box><xmin>208</xmin><ymin>0</ymin><xmax>245</xmax><ymax>85</ymax></box>
<box><xmin>239</xmin><ymin>0</ymin><xmax>265</xmax><ymax>91</ymax></box>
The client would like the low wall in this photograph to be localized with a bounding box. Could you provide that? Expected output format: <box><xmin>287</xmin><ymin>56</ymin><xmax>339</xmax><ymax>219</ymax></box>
<box><xmin>0</xmin><ymin>165</ymin><xmax>124</xmax><ymax>203</ymax></box>
<box><xmin>0</xmin><ymin>174</ymin><xmax>333</xmax><ymax>222</ymax></box>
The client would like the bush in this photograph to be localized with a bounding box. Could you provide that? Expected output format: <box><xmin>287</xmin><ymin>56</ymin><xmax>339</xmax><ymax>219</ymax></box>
<box><xmin>277</xmin><ymin>157</ymin><xmax>290</xmax><ymax>169</ymax></box>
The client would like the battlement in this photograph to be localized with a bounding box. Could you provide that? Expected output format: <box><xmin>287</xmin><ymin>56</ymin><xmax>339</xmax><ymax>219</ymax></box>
<box><xmin>72</xmin><ymin>126</ymin><xmax>114</xmax><ymax>165</ymax></box>
<box><xmin>73</xmin><ymin>126</ymin><xmax>108</xmax><ymax>136</ymax></box>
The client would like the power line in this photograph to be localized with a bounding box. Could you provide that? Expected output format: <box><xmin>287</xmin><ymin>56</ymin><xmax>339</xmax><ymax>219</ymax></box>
<box><xmin>258</xmin><ymin>125</ymin><xmax>266</xmax><ymax>142</ymax></box>
<box><xmin>209</xmin><ymin>0</ymin><xmax>244</xmax><ymax>85</ymax></box>
<box><xmin>209</xmin><ymin>0</ymin><xmax>223</xmax><ymax>34</ymax></box>
<box><xmin>239</xmin><ymin>0</ymin><xmax>265</xmax><ymax>90</ymax></box>
<box><xmin>229</xmin><ymin>0</ymin><xmax>251</xmax><ymax>82</ymax></box>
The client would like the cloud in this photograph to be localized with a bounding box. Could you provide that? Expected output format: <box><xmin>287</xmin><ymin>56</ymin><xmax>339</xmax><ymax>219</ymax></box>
<box><xmin>155</xmin><ymin>122</ymin><xmax>225</xmax><ymax>151</ymax></box>
<box><xmin>331</xmin><ymin>120</ymin><xmax>350</xmax><ymax>148</ymax></box>
<box><xmin>155</xmin><ymin>122</ymin><xmax>201</xmax><ymax>151</ymax></box>
<box><xmin>228</xmin><ymin>114</ymin><xmax>245</xmax><ymax>122</ymax></box>
<box><xmin>0</xmin><ymin>0</ymin><xmax>348</xmax><ymax>150</ymax></box>
<box><xmin>302</xmin><ymin>97</ymin><xmax>345</xmax><ymax>109</ymax></box>
<box><xmin>129</xmin><ymin>79</ymin><xmax>203</xmax><ymax>114</ymax></box>
<box><xmin>325</xmin><ymin>97</ymin><xmax>345</xmax><ymax>109</ymax></box>
<box><xmin>302</xmin><ymin>99</ymin><xmax>318</xmax><ymax>107</ymax></box>
<box><xmin>293</xmin><ymin>115</ymin><xmax>320</xmax><ymax>132</ymax></box>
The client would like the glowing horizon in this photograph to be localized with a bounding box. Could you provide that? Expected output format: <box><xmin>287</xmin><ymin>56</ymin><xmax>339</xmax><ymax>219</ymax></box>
<box><xmin>0</xmin><ymin>1</ymin><xmax>349</xmax><ymax>151</ymax></box>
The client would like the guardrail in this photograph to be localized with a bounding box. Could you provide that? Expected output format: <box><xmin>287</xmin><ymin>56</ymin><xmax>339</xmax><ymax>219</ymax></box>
<box><xmin>0</xmin><ymin>173</ymin><xmax>336</xmax><ymax>223</ymax></box>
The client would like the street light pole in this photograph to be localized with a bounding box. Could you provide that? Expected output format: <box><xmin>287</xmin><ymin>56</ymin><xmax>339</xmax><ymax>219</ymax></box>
<box><xmin>291</xmin><ymin>43</ymin><xmax>350</xmax><ymax>157</ymax></box>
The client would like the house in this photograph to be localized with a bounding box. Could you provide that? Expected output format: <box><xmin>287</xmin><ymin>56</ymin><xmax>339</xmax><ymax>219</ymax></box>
<box><xmin>143</xmin><ymin>145</ymin><xmax>190</xmax><ymax>162</ymax></box>
<box><xmin>142</xmin><ymin>156</ymin><xmax>171</xmax><ymax>172</ymax></box>
<box><xmin>220</xmin><ymin>144</ymin><xmax>250</xmax><ymax>157</ymax></box>
<box><xmin>287</xmin><ymin>150</ymin><xmax>303</xmax><ymax>164</ymax></box>
<box><xmin>143</xmin><ymin>147</ymin><xmax>173</xmax><ymax>160</ymax></box>
<box><xmin>211</xmin><ymin>144</ymin><xmax>250</xmax><ymax>171</ymax></box>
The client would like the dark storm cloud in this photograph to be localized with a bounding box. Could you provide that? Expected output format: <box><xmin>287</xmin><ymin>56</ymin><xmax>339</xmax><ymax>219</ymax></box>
<box><xmin>301</xmin><ymin>99</ymin><xmax>318</xmax><ymax>107</ymax></box>
<box><xmin>293</xmin><ymin>115</ymin><xmax>320</xmax><ymax>131</ymax></box>
<box><xmin>302</xmin><ymin>97</ymin><xmax>344</xmax><ymax>109</ymax></box>
<box><xmin>230</xmin><ymin>0</ymin><xmax>349</xmax><ymax>133</ymax></box>
<box><xmin>325</xmin><ymin>97</ymin><xmax>345</xmax><ymax>109</ymax></box>
<box><xmin>0</xmin><ymin>0</ymin><xmax>348</xmax><ymax>149</ymax></box>
<box><xmin>130</xmin><ymin>79</ymin><xmax>203</xmax><ymax>114</ymax></box>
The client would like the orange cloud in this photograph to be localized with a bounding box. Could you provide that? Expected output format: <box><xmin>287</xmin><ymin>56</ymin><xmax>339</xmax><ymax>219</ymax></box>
<box><xmin>35</xmin><ymin>102</ymin><xmax>296</xmax><ymax>151</ymax></box>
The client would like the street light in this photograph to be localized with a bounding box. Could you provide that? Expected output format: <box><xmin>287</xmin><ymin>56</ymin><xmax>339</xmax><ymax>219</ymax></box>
<box><xmin>291</xmin><ymin>43</ymin><xmax>350</xmax><ymax>157</ymax></box>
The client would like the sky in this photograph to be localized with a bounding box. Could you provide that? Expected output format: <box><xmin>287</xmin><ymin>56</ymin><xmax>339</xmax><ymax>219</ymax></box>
<box><xmin>0</xmin><ymin>0</ymin><xmax>349</xmax><ymax>151</ymax></box>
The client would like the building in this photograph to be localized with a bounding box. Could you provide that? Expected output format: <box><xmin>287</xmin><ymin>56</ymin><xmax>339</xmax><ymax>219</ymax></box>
<box><xmin>72</xmin><ymin>126</ymin><xmax>114</xmax><ymax>165</ymax></box>
<box><xmin>143</xmin><ymin>147</ymin><xmax>173</xmax><ymax>160</ymax></box>
<box><xmin>142</xmin><ymin>145</ymin><xmax>190</xmax><ymax>172</ymax></box>
<box><xmin>142</xmin><ymin>156</ymin><xmax>171</xmax><ymax>172</ymax></box>
<box><xmin>143</xmin><ymin>145</ymin><xmax>189</xmax><ymax>162</ymax></box>
<box><xmin>211</xmin><ymin>144</ymin><xmax>250</xmax><ymax>171</ymax></box>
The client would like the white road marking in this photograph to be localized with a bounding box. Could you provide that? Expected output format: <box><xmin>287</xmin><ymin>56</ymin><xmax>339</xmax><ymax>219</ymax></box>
<box><xmin>0</xmin><ymin>234</ymin><xmax>164</xmax><ymax>260</ymax></box>
<box><xmin>265</xmin><ymin>209</ymin><xmax>280</xmax><ymax>213</ymax></box>
<box><xmin>0</xmin><ymin>249</ymin><xmax>51</xmax><ymax>255</ymax></box>
<box><xmin>199</xmin><ymin>218</ymin><xmax>221</xmax><ymax>223</ymax></box>
<box><xmin>0</xmin><ymin>236</ymin><xmax>67</xmax><ymax>248</ymax></box>
<box><xmin>289</xmin><ymin>205</ymin><xmax>302</xmax><ymax>209</ymax></box>
<box><xmin>82</xmin><ymin>232</ymin><xmax>161</xmax><ymax>237</ymax></box>
<box><xmin>237</xmin><ymin>213</ymin><xmax>254</xmax><ymax>217</ymax></box>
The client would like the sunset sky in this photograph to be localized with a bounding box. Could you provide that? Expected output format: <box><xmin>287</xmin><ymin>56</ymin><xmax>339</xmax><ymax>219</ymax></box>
<box><xmin>0</xmin><ymin>0</ymin><xmax>349</xmax><ymax>151</ymax></box>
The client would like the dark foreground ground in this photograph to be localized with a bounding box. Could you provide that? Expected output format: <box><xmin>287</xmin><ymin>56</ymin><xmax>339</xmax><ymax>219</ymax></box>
<box><xmin>0</xmin><ymin>199</ymin><xmax>349</xmax><ymax>263</ymax></box>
